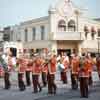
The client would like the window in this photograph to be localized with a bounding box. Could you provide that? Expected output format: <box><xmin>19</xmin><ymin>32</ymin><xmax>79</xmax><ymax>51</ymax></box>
<box><xmin>25</xmin><ymin>29</ymin><xmax>28</xmax><ymax>42</ymax></box>
<box><xmin>17</xmin><ymin>32</ymin><xmax>21</xmax><ymax>41</ymax></box>
<box><xmin>10</xmin><ymin>31</ymin><xmax>13</xmax><ymax>41</ymax></box>
<box><xmin>68</xmin><ymin>20</ymin><xmax>76</xmax><ymax>31</ymax></box>
<box><xmin>58</xmin><ymin>20</ymin><xmax>66</xmax><ymax>31</ymax></box>
<box><xmin>84</xmin><ymin>26</ymin><xmax>89</xmax><ymax>39</ymax></box>
<box><xmin>3</xmin><ymin>34</ymin><xmax>10</xmax><ymax>41</ymax></box>
<box><xmin>91</xmin><ymin>27</ymin><xmax>96</xmax><ymax>40</ymax></box>
<box><xmin>98</xmin><ymin>28</ymin><xmax>100</xmax><ymax>37</ymax></box>
<box><xmin>41</xmin><ymin>26</ymin><xmax>45</xmax><ymax>40</ymax></box>
<box><xmin>32</xmin><ymin>27</ymin><xmax>36</xmax><ymax>40</ymax></box>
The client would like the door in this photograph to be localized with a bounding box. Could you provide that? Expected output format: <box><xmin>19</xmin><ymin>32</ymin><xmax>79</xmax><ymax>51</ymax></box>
<box><xmin>57</xmin><ymin>49</ymin><xmax>71</xmax><ymax>56</ymax></box>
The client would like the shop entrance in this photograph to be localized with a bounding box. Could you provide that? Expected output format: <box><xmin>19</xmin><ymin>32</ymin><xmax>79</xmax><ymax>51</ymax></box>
<box><xmin>57</xmin><ymin>49</ymin><xmax>71</xmax><ymax>56</ymax></box>
<box><xmin>10</xmin><ymin>48</ymin><xmax>17</xmax><ymax>57</ymax></box>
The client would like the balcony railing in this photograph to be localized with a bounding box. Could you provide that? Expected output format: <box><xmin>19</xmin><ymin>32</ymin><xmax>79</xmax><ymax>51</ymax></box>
<box><xmin>50</xmin><ymin>32</ymin><xmax>83</xmax><ymax>40</ymax></box>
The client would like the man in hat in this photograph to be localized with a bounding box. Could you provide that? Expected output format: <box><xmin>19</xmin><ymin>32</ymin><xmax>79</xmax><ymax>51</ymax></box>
<box><xmin>79</xmin><ymin>54</ymin><xmax>93</xmax><ymax>98</ymax></box>
<box><xmin>47</xmin><ymin>54</ymin><xmax>57</xmax><ymax>94</ymax></box>
<box><xmin>71</xmin><ymin>54</ymin><xmax>80</xmax><ymax>90</ymax></box>
<box><xmin>24</xmin><ymin>55</ymin><xmax>31</xmax><ymax>86</ymax></box>
<box><xmin>32</xmin><ymin>55</ymin><xmax>42</xmax><ymax>93</ymax></box>
<box><xmin>61</xmin><ymin>54</ymin><xmax>69</xmax><ymax>84</ymax></box>
<box><xmin>17</xmin><ymin>57</ymin><xmax>26</xmax><ymax>91</ymax></box>
<box><xmin>96</xmin><ymin>54</ymin><xmax>100</xmax><ymax>79</ymax></box>
<box><xmin>41</xmin><ymin>57</ymin><xmax>48</xmax><ymax>87</ymax></box>
<box><xmin>0</xmin><ymin>55</ymin><xmax>10</xmax><ymax>89</ymax></box>
<box><xmin>4</xmin><ymin>51</ymin><xmax>14</xmax><ymax>90</ymax></box>
<box><xmin>87</xmin><ymin>53</ymin><xmax>93</xmax><ymax>86</ymax></box>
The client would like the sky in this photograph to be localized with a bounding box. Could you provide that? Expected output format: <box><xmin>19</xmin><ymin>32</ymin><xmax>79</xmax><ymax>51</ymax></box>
<box><xmin>0</xmin><ymin>0</ymin><xmax>100</xmax><ymax>27</ymax></box>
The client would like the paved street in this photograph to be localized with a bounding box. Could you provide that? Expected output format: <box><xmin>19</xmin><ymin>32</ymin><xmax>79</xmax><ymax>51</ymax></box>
<box><xmin>0</xmin><ymin>71</ymin><xmax>100</xmax><ymax>100</ymax></box>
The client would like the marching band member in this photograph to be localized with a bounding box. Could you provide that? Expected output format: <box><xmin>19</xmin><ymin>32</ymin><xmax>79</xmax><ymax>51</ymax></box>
<box><xmin>61</xmin><ymin>55</ymin><xmax>69</xmax><ymax>84</ymax></box>
<box><xmin>32</xmin><ymin>55</ymin><xmax>42</xmax><ymax>93</ymax></box>
<box><xmin>25</xmin><ymin>56</ymin><xmax>31</xmax><ymax>86</ymax></box>
<box><xmin>71</xmin><ymin>54</ymin><xmax>80</xmax><ymax>90</ymax></box>
<box><xmin>4</xmin><ymin>55</ymin><xmax>13</xmax><ymax>90</ymax></box>
<box><xmin>17</xmin><ymin>57</ymin><xmax>26</xmax><ymax>91</ymax></box>
<box><xmin>96</xmin><ymin>55</ymin><xmax>100</xmax><ymax>79</ymax></box>
<box><xmin>0</xmin><ymin>54</ymin><xmax>9</xmax><ymax>89</ymax></box>
<box><xmin>87</xmin><ymin>53</ymin><xmax>93</xmax><ymax>86</ymax></box>
<box><xmin>79</xmin><ymin>54</ymin><xmax>93</xmax><ymax>98</ymax></box>
<box><xmin>8</xmin><ymin>56</ymin><xmax>14</xmax><ymax>71</ymax></box>
<box><xmin>26</xmin><ymin>57</ymin><xmax>33</xmax><ymax>86</ymax></box>
<box><xmin>41</xmin><ymin>58</ymin><xmax>48</xmax><ymax>87</ymax></box>
<box><xmin>47</xmin><ymin>54</ymin><xmax>57</xmax><ymax>94</ymax></box>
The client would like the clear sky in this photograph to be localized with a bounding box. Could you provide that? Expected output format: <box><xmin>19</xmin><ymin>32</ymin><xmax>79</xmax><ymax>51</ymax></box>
<box><xmin>0</xmin><ymin>0</ymin><xmax>100</xmax><ymax>27</ymax></box>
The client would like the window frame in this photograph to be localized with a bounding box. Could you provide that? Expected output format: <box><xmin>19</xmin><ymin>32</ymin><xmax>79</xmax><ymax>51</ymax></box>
<box><xmin>25</xmin><ymin>28</ymin><xmax>28</xmax><ymax>42</ymax></box>
<box><xmin>58</xmin><ymin>20</ymin><xmax>66</xmax><ymax>32</ymax></box>
<box><xmin>40</xmin><ymin>25</ymin><xmax>45</xmax><ymax>40</ymax></box>
<box><xmin>32</xmin><ymin>27</ymin><xmax>36</xmax><ymax>40</ymax></box>
<box><xmin>68</xmin><ymin>20</ymin><xmax>76</xmax><ymax>32</ymax></box>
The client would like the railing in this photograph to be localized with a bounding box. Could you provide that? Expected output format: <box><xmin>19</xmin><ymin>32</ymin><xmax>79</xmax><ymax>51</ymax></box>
<box><xmin>50</xmin><ymin>32</ymin><xmax>83</xmax><ymax>40</ymax></box>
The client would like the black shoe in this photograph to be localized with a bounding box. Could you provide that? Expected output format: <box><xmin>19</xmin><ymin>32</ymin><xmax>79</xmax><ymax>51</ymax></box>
<box><xmin>80</xmin><ymin>95</ymin><xmax>88</xmax><ymax>98</ymax></box>
<box><xmin>53</xmin><ymin>91</ymin><xmax>56</xmax><ymax>95</ymax></box>
<box><xmin>20</xmin><ymin>88</ymin><xmax>25</xmax><ymax>91</ymax></box>
<box><xmin>33</xmin><ymin>91</ymin><xmax>38</xmax><ymax>93</ymax></box>
<box><xmin>27</xmin><ymin>84</ymin><xmax>31</xmax><ymax>87</ymax></box>
<box><xmin>39</xmin><ymin>87</ymin><xmax>42</xmax><ymax>92</ymax></box>
<box><xmin>19</xmin><ymin>86</ymin><xmax>26</xmax><ymax>91</ymax></box>
<box><xmin>43</xmin><ymin>84</ymin><xmax>47</xmax><ymax>87</ymax></box>
<box><xmin>4</xmin><ymin>86</ymin><xmax>10</xmax><ymax>90</ymax></box>
<box><xmin>84</xmin><ymin>95</ymin><xmax>88</xmax><ymax>98</ymax></box>
<box><xmin>4</xmin><ymin>87</ymin><xmax>10</xmax><ymax>90</ymax></box>
<box><xmin>48</xmin><ymin>91</ymin><xmax>53</xmax><ymax>94</ymax></box>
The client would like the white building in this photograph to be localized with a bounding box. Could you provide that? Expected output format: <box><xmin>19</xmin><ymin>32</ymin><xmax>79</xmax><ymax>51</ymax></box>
<box><xmin>0</xmin><ymin>31</ymin><xmax>3</xmax><ymax>42</ymax></box>
<box><xmin>12</xmin><ymin>0</ymin><xmax>100</xmax><ymax>56</ymax></box>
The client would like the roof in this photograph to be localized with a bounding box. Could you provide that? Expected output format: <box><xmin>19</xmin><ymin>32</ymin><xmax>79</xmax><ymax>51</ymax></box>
<box><xmin>19</xmin><ymin>0</ymin><xmax>79</xmax><ymax>26</ymax></box>
<box><xmin>19</xmin><ymin>0</ymin><xmax>59</xmax><ymax>26</ymax></box>
<box><xmin>94</xmin><ymin>18</ymin><xmax>100</xmax><ymax>22</ymax></box>
<box><xmin>20</xmin><ymin>16</ymin><xmax>49</xmax><ymax>26</ymax></box>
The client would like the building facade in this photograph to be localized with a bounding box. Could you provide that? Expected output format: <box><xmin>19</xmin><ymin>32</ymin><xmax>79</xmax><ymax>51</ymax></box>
<box><xmin>11</xmin><ymin>0</ymin><xmax>100</xmax><ymax>56</ymax></box>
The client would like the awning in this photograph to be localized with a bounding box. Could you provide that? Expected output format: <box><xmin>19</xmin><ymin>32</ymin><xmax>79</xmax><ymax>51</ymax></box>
<box><xmin>81</xmin><ymin>48</ymin><xmax>98</xmax><ymax>53</ymax></box>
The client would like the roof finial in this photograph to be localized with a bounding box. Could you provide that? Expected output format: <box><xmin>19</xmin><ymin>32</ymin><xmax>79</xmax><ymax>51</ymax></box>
<box><xmin>65</xmin><ymin>0</ymin><xmax>70</xmax><ymax>3</ymax></box>
<box><xmin>68</xmin><ymin>0</ymin><xmax>70</xmax><ymax>2</ymax></box>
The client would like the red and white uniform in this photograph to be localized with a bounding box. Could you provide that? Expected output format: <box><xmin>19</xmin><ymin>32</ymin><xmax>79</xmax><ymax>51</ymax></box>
<box><xmin>48</xmin><ymin>57</ymin><xmax>56</xmax><ymax>74</ymax></box>
<box><xmin>32</xmin><ymin>58</ymin><xmax>42</xmax><ymax>75</ymax></box>
<box><xmin>18</xmin><ymin>58</ymin><xmax>27</xmax><ymax>73</ymax></box>
<box><xmin>71</xmin><ymin>56</ymin><xmax>80</xmax><ymax>75</ymax></box>
<box><xmin>8</xmin><ymin>57</ymin><xmax>13</xmax><ymax>71</ymax></box>
<box><xmin>0</xmin><ymin>67</ymin><xmax>4</xmax><ymax>77</ymax></box>
<box><xmin>62</xmin><ymin>57</ymin><xmax>69</xmax><ymax>72</ymax></box>
<box><xmin>26</xmin><ymin>59</ymin><xmax>32</xmax><ymax>72</ymax></box>
<box><xmin>79</xmin><ymin>58</ymin><xmax>93</xmax><ymax>78</ymax></box>
<box><xmin>41</xmin><ymin>59</ymin><xmax>48</xmax><ymax>74</ymax></box>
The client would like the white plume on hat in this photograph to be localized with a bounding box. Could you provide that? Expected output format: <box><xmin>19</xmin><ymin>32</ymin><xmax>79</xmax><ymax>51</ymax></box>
<box><xmin>57</xmin><ymin>56</ymin><xmax>61</xmax><ymax>61</ymax></box>
<box><xmin>34</xmin><ymin>53</ymin><xmax>39</xmax><ymax>56</ymax></box>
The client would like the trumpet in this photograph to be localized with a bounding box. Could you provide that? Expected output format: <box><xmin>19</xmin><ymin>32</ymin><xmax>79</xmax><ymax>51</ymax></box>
<box><xmin>41</xmin><ymin>58</ymin><xmax>51</xmax><ymax>67</ymax></box>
